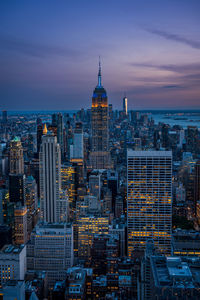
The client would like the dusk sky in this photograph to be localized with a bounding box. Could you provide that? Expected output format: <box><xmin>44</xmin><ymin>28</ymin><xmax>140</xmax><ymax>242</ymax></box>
<box><xmin>0</xmin><ymin>0</ymin><xmax>200</xmax><ymax>110</ymax></box>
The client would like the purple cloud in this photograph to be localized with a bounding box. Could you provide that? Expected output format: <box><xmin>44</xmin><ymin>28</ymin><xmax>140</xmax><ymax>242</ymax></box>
<box><xmin>145</xmin><ymin>28</ymin><xmax>200</xmax><ymax>50</ymax></box>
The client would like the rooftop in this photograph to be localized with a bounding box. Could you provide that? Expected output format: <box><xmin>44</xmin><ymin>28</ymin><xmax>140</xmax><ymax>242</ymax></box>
<box><xmin>151</xmin><ymin>256</ymin><xmax>196</xmax><ymax>289</ymax></box>
<box><xmin>173</xmin><ymin>230</ymin><xmax>200</xmax><ymax>241</ymax></box>
<box><xmin>66</xmin><ymin>267</ymin><xmax>86</xmax><ymax>286</ymax></box>
<box><xmin>0</xmin><ymin>244</ymin><xmax>25</xmax><ymax>255</ymax></box>
<box><xmin>93</xmin><ymin>275</ymin><xmax>107</xmax><ymax>287</ymax></box>
<box><xmin>167</xmin><ymin>257</ymin><xmax>192</xmax><ymax>279</ymax></box>
<box><xmin>127</xmin><ymin>149</ymin><xmax>172</xmax><ymax>157</ymax></box>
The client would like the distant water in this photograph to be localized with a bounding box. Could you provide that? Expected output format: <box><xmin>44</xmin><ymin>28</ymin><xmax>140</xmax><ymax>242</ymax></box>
<box><xmin>152</xmin><ymin>112</ymin><xmax>200</xmax><ymax>129</ymax></box>
<box><xmin>151</xmin><ymin>113</ymin><xmax>200</xmax><ymax>129</ymax></box>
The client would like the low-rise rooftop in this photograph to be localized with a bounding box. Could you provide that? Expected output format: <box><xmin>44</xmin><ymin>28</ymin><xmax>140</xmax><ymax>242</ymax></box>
<box><xmin>0</xmin><ymin>244</ymin><xmax>25</xmax><ymax>255</ymax></box>
<box><xmin>151</xmin><ymin>256</ymin><xmax>198</xmax><ymax>289</ymax></box>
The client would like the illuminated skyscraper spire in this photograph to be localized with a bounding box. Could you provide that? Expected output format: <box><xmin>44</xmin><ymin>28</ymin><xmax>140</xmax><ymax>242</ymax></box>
<box><xmin>43</xmin><ymin>123</ymin><xmax>48</xmax><ymax>135</ymax></box>
<box><xmin>90</xmin><ymin>56</ymin><xmax>111</xmax><ymax>169</ymax></box>
<box><xmin>123</xmin><ymin>93</ymin><xmax>128</xmax><ymax>115</ymax></box>
<box><xmin>98</xmin><ymin>56</ymin><xmax>102</xmax><ymax>87</ymax></box>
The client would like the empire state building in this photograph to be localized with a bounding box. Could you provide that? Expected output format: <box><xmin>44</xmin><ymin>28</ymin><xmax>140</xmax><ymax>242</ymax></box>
<box><xmin>90</xmin><ymin>59</ymin><xmax>111</xmax><ymax>169</ymax></box>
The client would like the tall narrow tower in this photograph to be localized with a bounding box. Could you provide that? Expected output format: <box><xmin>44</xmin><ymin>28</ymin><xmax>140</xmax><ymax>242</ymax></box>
<box><xmin>9</xmin><ymin>137</ymin><xmax>26</xmax><ymax>205</ymax></box>
<box><xmin>90</xmin><ymin>58</ymin><xmax>110</xmax><ymax>169</ymax></box>
<box><xmin>123</xmin><ymin>95</ymin><xmax>128</xmax><ymax>115</ymax></box>
<box><xmin>10</xmin><ymin>137</ymin><xmax>24</xmax><ymax>175</ymax></box>
<box><xmin>39</xmin><ymin>132</ymin><xmax>62</xmax><ymax>223</ymax></box>
<box><xmin>70</xmin><ymin>122</ymin><xmax>84</xmax><ymax>159</ymax></box>
<box><xmin>37</xmin><ymin>118</ymin><xmax>43</xmax><ymax>154</ymax></box>
<box><xmin>52</xmin><ymin>113</ymin><xmax>64</xmax><ymax>158</ymax></box>
<box><xmin>194</xmin><ymin>160</ymin><xmax>200</xmax><ymax>216</ymax></box>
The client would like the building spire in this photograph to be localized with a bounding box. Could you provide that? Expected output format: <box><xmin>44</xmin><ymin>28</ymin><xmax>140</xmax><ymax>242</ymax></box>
<box><xmin>98</xmin><ymin>56</ymin><xmax>102</xmax><ymax>87</ymax></box>
<box><xmin>43</xmin><ymin>123</ymin><xmax>48</xmax><ymax>135</ymax></box>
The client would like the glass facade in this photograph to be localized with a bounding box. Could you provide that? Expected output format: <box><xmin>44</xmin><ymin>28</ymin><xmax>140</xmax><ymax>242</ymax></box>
<box><xmin>127</xmin><ymin>150</ymin><xmax>172</xmax><ymax>256</ymax></box>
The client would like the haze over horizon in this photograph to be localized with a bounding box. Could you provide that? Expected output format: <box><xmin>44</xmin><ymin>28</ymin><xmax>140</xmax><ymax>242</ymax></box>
<box><xmin>0</xmin><ymin>0</ymin><xmax>200</xmax><ymax>110</ymax></box>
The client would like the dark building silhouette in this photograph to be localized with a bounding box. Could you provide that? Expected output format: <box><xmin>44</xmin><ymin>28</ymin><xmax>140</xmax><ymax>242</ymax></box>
<box><xmin>186</xmin><ymin>126</ymin><xmax>199</xmax><ymax>154</ymax></box>
<box><xmin>52</xmin><ymin>113</ymin><xmax>64</xmax><ymax>158</ymax></box>
<box><xmin>9</xmin><ymin>174</ymin><xmax>26</xmax><ymax>205</ymax></box>
<box><xmin>194</xmin><ymin>160</ymin><xmax>200</xmax><ymax>216</ymax></box>
<box><xmin>0</xmin><ymin>225</ymin><xmax>12</xmax><ymax>249</ymax></box>
<box><xmin>161</xmin><ymin>124</ymin><xmax>169</xmax><ymax>149</ymax></box>
<box><xmin>36</xmin><ymin>118</ymin><xmax>43</xmax><ymax>154</ymax></box>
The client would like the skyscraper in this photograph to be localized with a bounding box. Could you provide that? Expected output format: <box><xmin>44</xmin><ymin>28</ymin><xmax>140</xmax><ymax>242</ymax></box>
<box><xmin>14</xmin><ymin>205</ymin><xmax>28</xmax><ymax>245</ymax></box>
<box><xmin>26</xmin><ymin>176</ymin><xmax>38</xmax><ymax>217</ymax></box>
<box><xmin>0</xmin><ymin>244</ymin><xmax>26</xmax><ymax>285</ymax></box>
<box><xmin>194</xmin><ymin>160</ymin><xmax>200</xmax><ymax>216</ymax></box>
<box><xmin>9</xmin><ymin>137</ymin><xmax>26</xmax><ymax>205</ymax></box>
<box><xmin>36</xmin><ymin>118</ymin><xmax>43</xmax><ymax>154</ymax></box>
<box><xmin>52</xmin><ymin>113</ymin><xmax>64</xmax><ymax>158</ymax></box>
<box><xmin>127</xmin><ymin>150</ymin><xmax>172</xmax><ymax>256</ymax></box>
<box><xmin>27</xmin><ymin>223</ymin><xmax>73</xmax><ymax>288</ymax></box>
<box><xmin>9</xmin><ymin>174</ymin><xmax>26</xmax><ymax>205</ymax></box>
<box><xmin>39</xmin><ymin>132</ymin><xmax>63</xmax><ymax>223</ymax></box>
<box><xmin>90</xmin><ymin>59</ymin><xmax>110</xmax><ymax>169</ymax></box>
<box><xmin>70</xmin><ymin>122</ymin><xmax>84</xmax><ymax>159</ymax></box>
<box><xmin>26</xmin><ymin>175</ymin><xmax>38</xmax><ymax>233</ymax></box>
<box><xmin>61</xmin><ymin>164</ymin><xmax>76</xmax><ymax>217</ymax></box>
<box><xmin>123</xmin><ymin>95</ymin><xmax>128</xmax><ymax>115</ymax></box>
<box><xmin>186</xmin><ymin>126</ymin><xmax>199</xmax><ymax>154</ymax></box>
<box><xmin>89</xmin><ymin>173</ymin><xmax>101</xmax><ymax>199</ymax></box>
<box><xmin>9</xmin><ymin>137</ymin><xmax>24</xmax><ymax>175</ymax></box>
<box><xmin>78</xmin><ymin>215</ymin><xmax>109</xmax><ymax>259</ymax></box>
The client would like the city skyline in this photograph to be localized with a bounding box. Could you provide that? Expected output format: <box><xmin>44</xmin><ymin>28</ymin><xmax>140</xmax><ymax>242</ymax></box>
<box><xmin>1</xmin><ymin>90</ymin><xmax>200</xmax><ymax>297</ymax></box>
<box><xmin>1</xmin><ymin>4</ymin><xmax>200</xmax><ymax>297</ymax></box>
<box><xmin>0</xmin><ymin>0</ymin><xmax>200</xmax><ymax>111</ymax></box>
